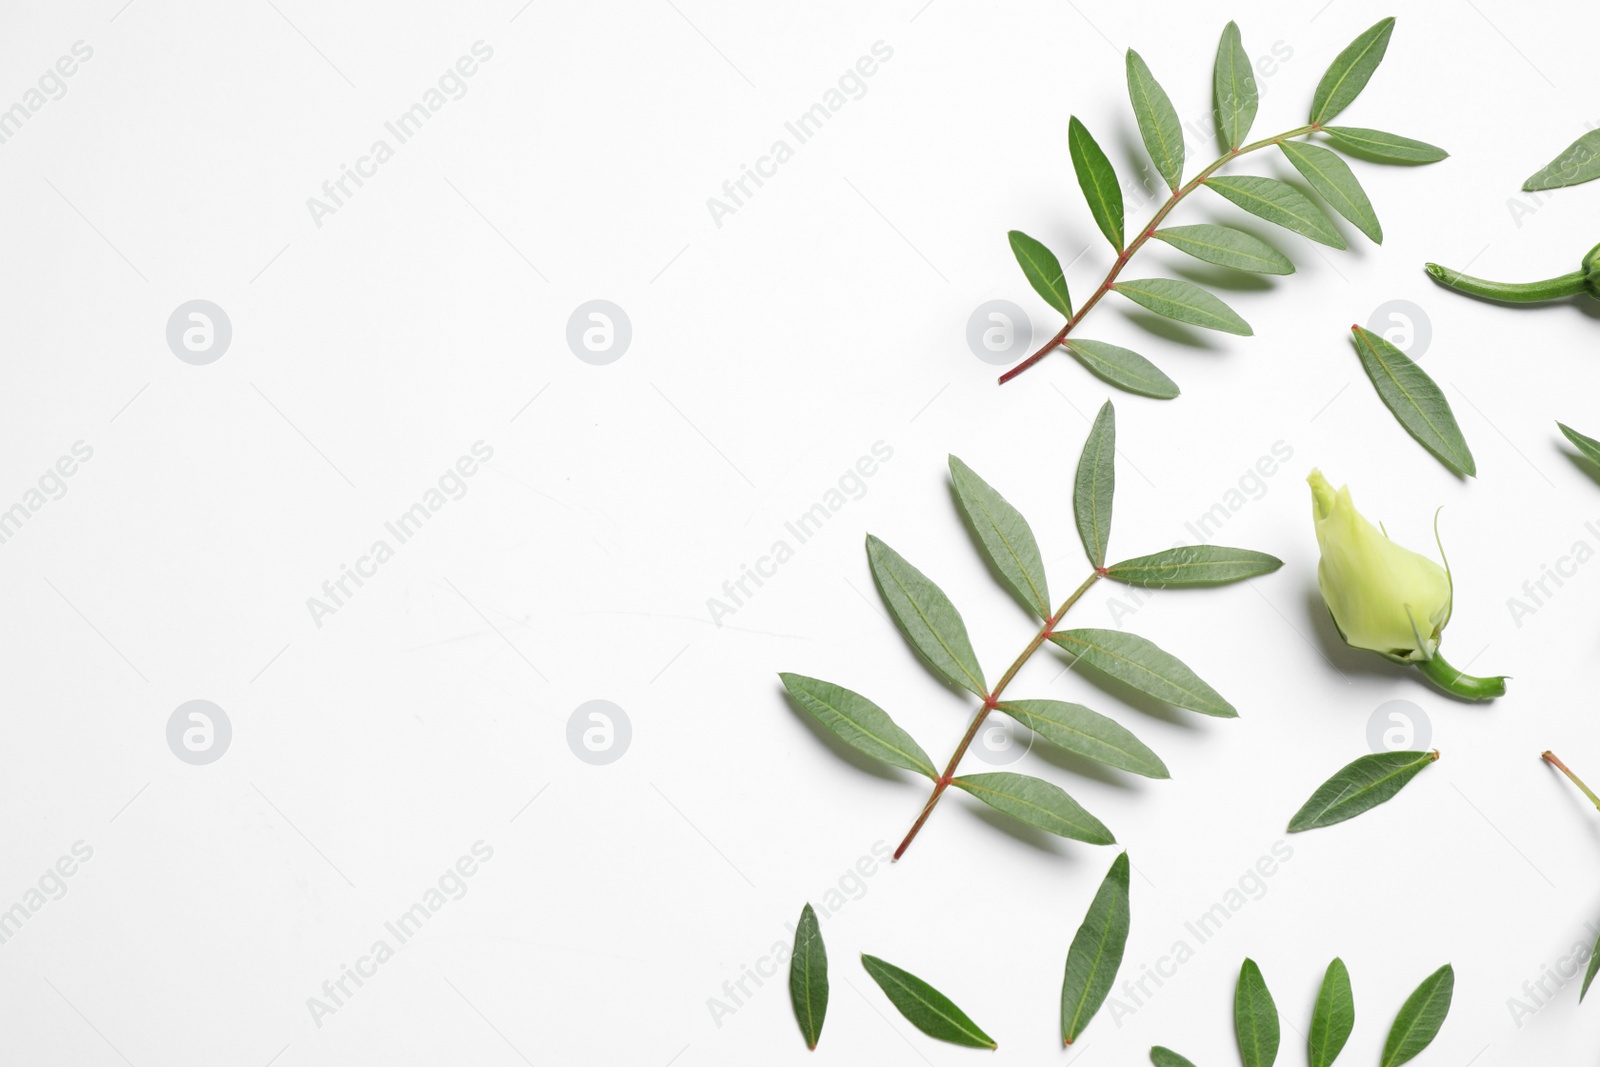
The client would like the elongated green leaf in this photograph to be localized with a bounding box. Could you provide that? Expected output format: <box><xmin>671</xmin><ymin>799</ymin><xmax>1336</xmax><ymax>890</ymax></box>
<box><xmin>1126</xmin><ymin>49</ymin><xmax>1185</xmax><ymax>190</ymax></box>
<box><xmin>1000</xmin><ymin>700</ymin><xmax>1168</xmax><ymax>778</ymax></box>
<box><xmin>1206</xmin><ymin>176</ymin><xmax>1347</xmax><ymax>248</ymax></box>
<box><xmin>1051</xmin><ymin>628</ymin><xmax>1235</xmax><ymax>717</ymax></box>
<box><xmin>1350</xmin><ymin>326</ymin><xmax>1475</xmax><ymax>478</ymax></box>
<box><xmin>1009</xmin><ymin>230</ymin><xmax>1072</xmax><ymax>317</ymax></box>
<box><xmin>1323</xmin><ymin>126</ymin><xmax>1448</xmax><ymax>164</ymax></box>
<box><xmin>1236</xmin><ymin>959</ymin><xmax>1280</xmax><ymax>1067</ymax></box>
<box><xmin>1558</xmin><ymin>422</ymin><xmax>1600</xmax><ymax>468</ymax></box>
<box><xmin>865</xmin><ymin>536</ymin><xmax>987</xmax><ymax>697</ymax></box>
<box><xmin>779</xmin><ymin>674</ymin><xmax>936</xmax><ymax>778</ymax></box>
<box><xmin>1155</xmin><ymin>224</ymin><xmax>1295</xmax><ymax>275</ymax></box>
<box><xmin>1066</xmin><ymin>340</ymin><xmax>1180</xmax><ymax>399</ymax></box>
<box><xmin>1583</xmin><ymin>927</ymin><xmax>1600</xmax><ymax>1001</ymax></box>
<box><xmin>1309</xmin><ymin>958</ymin><xmax>1355</xmax><ymax>1067</ymax></box>
<box><xmin>1214</xmin><ymin>21</ymin><xmax>1258</xmax><ymax>150</ymax></box>
<box><xmin>1280</xmin><ymin>141</ymin><xmax>1381</xmax><ymax>243</ymax></box>
<box><xmin>1114</xmin><ymin>278</ymin><xmax>1252</xmax><ymax>336</ymax></box>
<box><xmin>790</xmin><ymin>904</ymin><xmax>828</xmax><ymax>1050</ymax></box>
<box><xmin>952</xmin><ymin>772</ymin><xmax>1115</xmax><ymax>844</ymax></box>
<box><xmin>1288</xmin><ymin>750</ymin><xmax>1439</xmax><ymax>832</ymax></box>
<box><xmin>1062</xmin><ymin>852</ymin><xmax>1131</xmax><ymax>1044</ymax></box>
<box><xmin>949</xmin><ymin>456</ymin><xmax>1050</xmax><ymax>618</ymax></box>
<box><xmin>860</xmin><ymin>954</ymin><xmax>997</xmax><ymax>1049</ymax></box>
<box><xmin>1381</xmin><ymin>964</ymin><xmax>1454</xmax><ymax>1067</ymax></box>
<box><xmin>1105</xmin><ymin>545</ymin><xmax>1283</xmax><ymax>587</ymax></box>
<box><xmin>1074</xmin><ymin>401</ymin><xmax>1115</xmax><ymax>568</ymax></box>
<box><xmin>1151</xmin><ymin>1049</ymin><xmax>1199</xmax><ymax>1067</ymax></box>
<box><xmin>1310</xmin><ymin>17</ymin><xmax>1396</xmax><ymax>125</ymax></box>
<box><xmin>1070</xmin><ymin>116</ymin><xmax>1124</xmax><ymax>252</ymax></box>
<box><xmin>1524</xmin><ymin>129</ymin><xmax>1600</xmax><ymax>191</ymax></box>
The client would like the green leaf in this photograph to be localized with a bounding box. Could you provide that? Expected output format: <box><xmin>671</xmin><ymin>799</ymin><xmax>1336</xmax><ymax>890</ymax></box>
<box><xmin>1309</xmin><ymin>958</ymin><xmax>1355</xmax><ymax>1067</ymax></box>
<box><xmin>779</xmin><ymin>674</ymin><xmax>936</xmax><ymax>778</ymax></box>
<box><xmin>1050</xmin><ymin>628</ymin><xmax>1235</xmax><ymax>717</ymax></box>
<box><xmin>951</xmin><ymin>772</ymin><xmax>1115</xmax><ymax>844</ymax></box>
<box><xmin>1126</xmin><ymin>49</ymin><xmax>1185</xmax><ymax>190</ymax></box>
<box><xmin>860</xmin><ymin>954</ymin><xmax>997</xmax><ymax>1049</ymax></box>
<box><xmin>1062</xmin><ymin>852</ymin><xmax>1132</xmax><ymax>1044</ymax></box>
<box><xmin>1350</xmin><ymin>325</ymin><xmax>1475</xmax><ymax>478</ymax></box>
<box><xmin>1151</xmin><ymin>1049</ymin><xmax>1199</xmax><ymax>1067</ymax></box>
<box><xmin>1558</xmin><ymin>422</ymin><xmax>1600</xmax><ymax>469</ymax></box>
<box><xmin>1154</xmin><ymin>224</ymin><xmax>1295</xmax><ymax>275</ymax></box>
<box><xmin>1288</xmin><ymin>750</ymin><xmax>1439</xmax><ymax>832</ymax></box>
<box><xmin>865</xmin><ymin>536</ymin><xmax>987</xmax><ymax>697</ymax></box>
<box><xmin>1322</xmin><ymin>126</ymin><xmax>1448</xmax><ymax>164</ymax></box>
<box><xmin>1000</xmin><ymin>700</ymin><xmax>1168</xmax><ymax>778</ymax></box>
<box><xmin>1070</xmin><ymin>117</ymin><xmax>1125</xmax><ymax>252</ymax></box>
<box><xmin>1074</xmin><ymin>401</ymin><xmax>1116</xmax><ymax>568</ymax></box>
<box><xmin>1105</xmin><ymin>545</ymin><xmax>1283</xmax><ymax>587</ymax></box>
<box><xmin>1113</xmin><ymin>278</ymin><xmax>1252</xmax><ymax>336</ymax></box>
<box><xmin>1381</xmin><ymin>964</ymin><xmax>1454</xmax><ymax>1067</ymax></box>
<box><xmin>1066</xmin><ymin>340</ymin><xmax>1180</xmax><ymax>400</ymax></box>
<box><xmin>1236</xmin><ymin>959</ymin><xmax>1280</xmax><ymax>1067</ymax></box>
<box><xmin>789</xmin><ymin>904</ymin><xmax>829</xmax><ymax>1050</ymax></box>
<box><xmin>1009</xmin><ymin>230</ymin><xmax>1073</xmax><ymax>317</ymax></box>
<box><xmin>1280</xmin><ymin>141</ymin><xmax>1382</xmax><ymax>243</ymax></box>
<box><xmin>1206</xmin><ymin>176</ymin><xmax>1347</xmax><ymax>248</ymax></box>
<box><xmin>1310</xmin><ymin>17</ymin><xmax>1396</xmax><ymax>125</ymax></box>
<box><xmin>1213</xmin><ymin>21</ymin><xmax>1259</xmax><ymax>150</ymax></box>
<box><xmin>1583</xmin><ymin>927</ymin><xmax>1600</xmax><ymax>1001</ymax></box>
<box><xmin>1523</xmin><ymin>129</ymin><xmax>1600</xmax><ymax>191</ymax></box>
<box><xmin>949</xmin><ymin>456</ymin><xmax>1050</xmax><ymax>618</ymax></box>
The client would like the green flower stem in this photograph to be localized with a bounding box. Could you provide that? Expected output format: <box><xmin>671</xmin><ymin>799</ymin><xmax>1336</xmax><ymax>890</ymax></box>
<box><xmin>1415</xmin><ymin>650</ymin><xmax>1507</xmax><ymax>701</ymax></box>
<box><xmin>1424</xmin><ymin>263</ymin><xmax>1589</xmax><ymax>303</ymax></box>
<box><xmin>1543</xmin><ymin>750</ymin><xmax>1600</xmax><ymax>812</ymax></box>
<box><xmin>998</xmin><ymin>124</ymin><xmax>1318</xmax><ymax>386</ymax></box>
<box><xmin>892</xmin><ymin>570</ymin><xmax>1103</xmax><ymax>861</ymax></box>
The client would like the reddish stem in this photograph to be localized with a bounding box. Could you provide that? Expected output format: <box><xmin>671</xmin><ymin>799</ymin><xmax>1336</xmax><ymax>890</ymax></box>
<box><xmin>1544</xmin><ymin>750</ymin><xmax>1600</xmax><ymax>812</ymax></box>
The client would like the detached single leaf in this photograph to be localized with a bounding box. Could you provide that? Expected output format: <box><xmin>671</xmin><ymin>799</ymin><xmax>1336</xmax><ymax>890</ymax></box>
<box><xmin>790</xmin><ymin>904</ymin><xmax>829</xmax><ymax>1050</ymax></box>
<box><xmin>1106</xmin><ymin>545</ymin><xmax>1283</xmax><ymax>587</ymax></box>
<box><xmin>1310</xmin><ymin>17</ymin><xmax>1396</xmax><ymax>125</ymax></box>
<box><xmin>1001</xmin><ymin>700</ymin><xmax>1169</xmax><ymax>778</ymax></box>
<box><xmin>952</xmin><ymin>772</ymin><xmax>1115</xmax><ymax>844</ymax></box>
<box><xmin>779</xmin><ymin>674</ymin><xmax>936</xmax><ymax>778</ymax></box>
<box><xmin>1155</xmin><ymin>224</ymin><xmax>1295</xmax><ymax>275</ymax></box>
<box><xmin>1207</xmin><ymin>176</ymin><xmax>1347</xmax><ymax>248</ymax></box>
<box><xmin>1067</xmin><ymin>340</ymin><xmax>1181</xmax><ymax>399</ymax></box>
<box><xmin>1074</xmin><ymin>401</ymin><xmax>1116</xmax><ymax>568</ymax></box>
<box><xmin>865</xmin><ymin>536</ymin><xmax>988</xmax><ymax>697</ymax></box>
<box><xmin>1010</xmin><ymin>230</ymin><xmax>1073</xmax><ymax>317</ymax></box>
<box><xmin>1288</xmin><ymin>750</ymin><xmax>1439</xmax><ymax>832</ymax></box>
<box><xmin>1583</xmin><ymin>927</ymin><xmax>1600</xmax><ymax>1001</ymax></box>
<box><xmin>1524</xmin><ymin>129</ymin><xmax>1600</xmax><ymax>191</ymax></box>
<box><xmin>1381</xmin><ymin>964</ymin><xmax>1454</xmax><ymax>1067</ymax></box>
<box><xmin>1062</xmin><ymin>852</ymin><xmax>1132</xmax><ymax>1044</ymax></box>
<box><xmin>1309</xmin><ymin>958</ymin><xmax>1355</xmax><ymax>1067</ymax></box>
<box><xmin>860</xmin><ymin>954</ymin><xmax>997</xmax><ymax>1049</ymax></box>
<box><xmin>949</xmin><ymin>456</ymin><xmax>1050</xmax><ymax>618</ymax></box>
<box><xmin>1350</xmin><ymin>325</ymin><xmax>1475</xmax><ymax>478</ymax></box>
<box><xmin>1127</xmin><ymin>49</ymin><xmax>1185</xmax><ymax>190</ymax></box>
<box><xmin>1558</xmin><ymin>422</ymin><xmax>1600</xmax><ymax>469</ymax></box>
<box><xmin>1280</xmin><ymin>140</ymin><xmax>1382</xmax><ymax>243</ymax></box>
<box><xmin>1114</xmin><ymin>278</ymin><xmax>1252</xmax><ymax>336</ymax></box>
<box><xmin>1070</xmin><ymin>117</ymin><xmax>1125</xmax><ymax>251</ymax></box>
<box><xmin>1235</xmin><ymin>959</ymin><xmax>1280</xmax><ymax>1067</ymax></box>
<box><xmin>1323</xmin><ymin>126</ymin><xmax>1448</xmax><ymax>164</ymax></box>
<box><xmin>1213</xmin><ymin>21</ymin><xmax>1259</xmax><ymax>150</ymax></box>
<box><xmin>1051</xmin><ymin>628</ymin><xmax>1235</xmax><ymax>717</ymax></box>
<box><xmin>1151</xmin><ymin>1049</ymin><xmax>1199</xmax><ymax>1067</ymax></box>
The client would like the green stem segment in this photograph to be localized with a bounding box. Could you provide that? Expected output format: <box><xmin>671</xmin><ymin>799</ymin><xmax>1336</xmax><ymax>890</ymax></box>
<box><xmin>1543</xmin><ymin>750</ymin><xmax>1600</xmax><ymax>812</ymax></box>
<box><xmin>1423</xmin><ymin>263</ymin><xmax>1589</xmax><ymax>304</ymax></box>
<box><xmin>1414</xmin><ymin>650</ymin><xmax>1506</xmax><ymax>701</ymax></box>
<box><xmin>892</xmin><ymin>571</ymin><xmax>1103</xmax><ymax>860</ymax></box>
<box><xmin>998</xmin><ymin>125</ymin><xmax>1318</xmax><ymax>385</ymax></box>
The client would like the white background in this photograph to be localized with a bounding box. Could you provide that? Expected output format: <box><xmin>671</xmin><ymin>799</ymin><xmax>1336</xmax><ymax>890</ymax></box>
<box><xmin>2</xmin><ymin>0</ymin><xmax>1598</xmax><ymax>1063</ymax></box>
